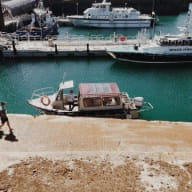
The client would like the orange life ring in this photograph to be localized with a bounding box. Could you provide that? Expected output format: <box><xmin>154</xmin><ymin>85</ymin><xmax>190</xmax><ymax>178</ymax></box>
<box><xmin>120</xmin><ymin>36</ymin><xmax>126</xmax><ymax>41</ymax></box>
<box><xmin>40</xmin><ymin>95</ymin><xmax>51</xmax><ymax>106</ymax></box>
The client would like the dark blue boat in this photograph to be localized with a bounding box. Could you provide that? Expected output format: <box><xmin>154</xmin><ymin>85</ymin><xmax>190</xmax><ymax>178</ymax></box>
<box><xmin>15</xmin><ymin>0</ymin><xmax>58</xmax><ymax>39</ymax></box>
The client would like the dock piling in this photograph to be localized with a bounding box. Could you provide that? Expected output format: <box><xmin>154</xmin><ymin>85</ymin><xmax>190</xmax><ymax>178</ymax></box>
<box><xmin>12</xmin><ymin>40</ymin><xmax>17</xmax><ymax>55</ymax></box>
<box><xmin>55</xmin><ymin>44</ymin><xmax>58</xmax><ymax>54</ymax></box>
<box><xmin>86</xmin><ymin>43</ymin><xmax>89</xmax><ymax>54</ymax></box>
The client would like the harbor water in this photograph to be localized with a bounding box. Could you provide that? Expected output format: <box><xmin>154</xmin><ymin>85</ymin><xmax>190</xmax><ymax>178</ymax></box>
<box><xmin>0</xmin><ymin>12</ymin><xmax>192</xmax><ymax>122</ymax></box>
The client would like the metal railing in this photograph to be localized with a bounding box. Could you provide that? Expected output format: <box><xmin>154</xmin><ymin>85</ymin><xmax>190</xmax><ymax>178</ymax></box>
<box><xmin>0</xmin><ymin>31</ymin><xmax>151</xmax><ymax>49</ymax></box>
<box><xmin>0</xmin><ymin>31</ymin><xmax>137</xmax><ymax>42</ymax></box>
<box><xmin>31</xmin><ymin>87</ymin><xmax>55</xmax><ymax>99</ymax></box>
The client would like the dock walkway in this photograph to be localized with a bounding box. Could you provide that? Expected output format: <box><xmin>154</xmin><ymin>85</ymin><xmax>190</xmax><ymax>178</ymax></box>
<box><xmin>0</xmin><ymin>33</ymin><xmax>149</xmax><ymax>59</ymax></box>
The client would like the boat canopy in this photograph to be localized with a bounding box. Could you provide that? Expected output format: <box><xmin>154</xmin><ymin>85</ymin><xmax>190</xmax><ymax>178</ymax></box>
<box><xmin>79</xmin><ymin>83</ymin><xmax>120</xmax><ymax>97</ymax></box>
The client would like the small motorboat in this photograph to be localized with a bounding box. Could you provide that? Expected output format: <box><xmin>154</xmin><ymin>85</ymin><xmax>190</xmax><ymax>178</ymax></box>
<box><xmin>28</xmin><ymin>80</ymin><xmax>153</xmax><ymax>119</ymax></box>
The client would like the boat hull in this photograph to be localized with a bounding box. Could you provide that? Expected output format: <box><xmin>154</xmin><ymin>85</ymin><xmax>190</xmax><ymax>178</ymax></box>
<box><xmin>30</xmin><ymin>104</ymin><xmax>137</xmax><ymax>119</ymax></box>
<box><xmin>68</xmin><ymin>17</ymin><xmax>153</xmax><ymax>28</ymax></box>
<box><xmin>108</xmin><ymin>51</ymin><xmax>192</xmax><ymax>64</ymax></box>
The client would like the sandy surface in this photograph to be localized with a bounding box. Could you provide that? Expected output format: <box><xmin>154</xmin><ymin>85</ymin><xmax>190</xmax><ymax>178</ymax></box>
<box><xmin>0</xmin><ymin>114</ymin><xmax>192</xmax><ymax>191</ymax></box>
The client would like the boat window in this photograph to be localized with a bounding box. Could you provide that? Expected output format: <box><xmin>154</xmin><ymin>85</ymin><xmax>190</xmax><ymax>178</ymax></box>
<box><xmin>55</xmin><ymin>90</ymin><xmax>63</xmax><ymax>101</ymax></box>
<box><xmin>162</xmin><ymin>41</ymin><xmax>168</xmax><ymax>46</ymax></box>
<box><xmin>172</xmin><ymin>41</ymin><xmax>176</xmax><ymax>45</ymax></box>
<box><xmin>83</xmin><ymin>97</ymin><xmax>102</xmax><ymax>107</ymax></box>
<box><xmin>102</xmin><ymin>97</ymin><xmax>120</xmax><ymax>106</ymax></box>
<box><xmin>183</xmin><ymin>40</ymin><xmax>187</xmax><ymax>45</ymax></box>
<box><xmin>160</xmin><ymin>40</ymin><xmax>165</xmax><ymax>46</ymax></box>
<box><xmin>184</xmin><ymin>40</ymin><xmax>190</xmax><ymax>45</ymax></box>
<box><xmin>186</xmin><ymin>40</ymin><xmax>190</xmax><ymax>45</ymax></box>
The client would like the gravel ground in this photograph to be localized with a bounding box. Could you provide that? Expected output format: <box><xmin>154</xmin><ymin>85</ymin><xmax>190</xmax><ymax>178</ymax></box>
<box><xmin>1</xmin><ymin>155</ymin><xmax>192</xmax><ymax>192</ymax></box>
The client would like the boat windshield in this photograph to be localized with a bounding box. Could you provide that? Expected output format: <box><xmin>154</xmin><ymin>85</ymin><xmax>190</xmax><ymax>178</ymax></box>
<box><xmin>102</xmin><ymin>97</ymin><xmax>120</xmax><ymax>106</ymax></box>
<box><xmin>83</xmin><ymin>97</ymin><xmax>102</xmax><ymax>107</ymax></box>
<box><xmin>83</xmin><ymin>96</ymin><xmax>120</xmax><ymax>108</ymax></box>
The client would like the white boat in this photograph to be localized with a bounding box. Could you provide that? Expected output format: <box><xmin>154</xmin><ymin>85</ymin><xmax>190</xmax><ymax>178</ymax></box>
<box><xmin>107</xmin><ymin>7</ymin><xmax>192</xmax><ymax>63</ymax></box>
<box><xmin>67</xmin><ymin>0</ymin><xmax>155</xmax><ymax>28</ymax></box>
<box><xmin>28</xmin><ymin>80</ymin><xmax>153</xmax><ymax>119</ymax></box>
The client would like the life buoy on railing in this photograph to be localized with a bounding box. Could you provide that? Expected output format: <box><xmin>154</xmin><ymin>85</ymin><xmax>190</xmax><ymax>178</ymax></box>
<box><xmin>40</xmin><ymin>95</ymin><xmax>51</xmax><ymax>106</ymax></box>
<box><xmin>120</xmin><ymin>36</ymin><xmax>126</xmax><ymax>41</ymax></box>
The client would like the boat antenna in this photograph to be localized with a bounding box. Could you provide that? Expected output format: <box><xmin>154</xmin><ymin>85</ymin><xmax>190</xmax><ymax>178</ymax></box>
<box><xmin>152</xmin><ymin>0</ymin><xmax>155</xmax><ymax>13</ymax></box>
<box><xmin>184</xmin><ymin>6</ymin><xmax>192</xmax><ymax>35</ymax></box>
<box><xmin>62</xmin><ymin>72</ymin><xmax>66</xmax><ymax>83</ymax></box>
<box><xmin>151</xmin><ymin>0</ymin><xmax>156</xmax><ymax>39</ymax></box>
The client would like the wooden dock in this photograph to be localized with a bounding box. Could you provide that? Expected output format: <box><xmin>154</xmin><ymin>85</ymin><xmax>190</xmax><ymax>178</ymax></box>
<box><xmin>0</xmin><ymin>33</ymin><xmax>148</xmax><ymax>59</ymax></box>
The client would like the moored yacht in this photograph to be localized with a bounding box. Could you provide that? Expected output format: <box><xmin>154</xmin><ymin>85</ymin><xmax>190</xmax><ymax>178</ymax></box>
<box><xmin>107</xmin><ymin>8</ymin><xmax>192</xmax><ymax>63</ymax></box>
<box><xmin>107</xmin><ymin>33</ymin><xmax>192</xmax><ymax>63</ymax></box>
<box><xmin>67</xmin><ymin>0</ymin><xmax>156</xmax><ymax>28</ymax></box>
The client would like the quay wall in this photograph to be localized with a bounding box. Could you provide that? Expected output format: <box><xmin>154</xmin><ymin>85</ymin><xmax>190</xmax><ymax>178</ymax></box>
<box><xmin>44</xmin><ymin>0</ymin><xmax>190</xmax><ymax>16</ymax></box>
<box><xmin>2</xmin><ymin>114</ymin><xmax>192</xmax><ymax>154</ymax></box>
<box><xmin>1</xmin><ymin>114</ymin><xmax>192</xmax><ymax>191</ymax></box>
<box><xmin>1</xmin><ymin>114</ymin><xmax>192</xmax><ymax>167</ymax></box>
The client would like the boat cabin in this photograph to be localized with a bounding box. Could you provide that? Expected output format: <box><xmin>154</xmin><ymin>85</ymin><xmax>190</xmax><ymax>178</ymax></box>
<box><xmin>84</xmin><ymin>0</ymin><xmax>112</xmax><ymax>18</ymax></box>
<box><xmin>52</xmin><ymin>81</ymin><xmax>125</xmax><ymax>112</ymax></box>
<box><xmin>78</xmin><ymin>83</ymin><xmax>123</xmax><ymax>111</ymax></box>
<box><xmin>159</xmin><ymin>36</ymin><xmax>192</xmax><ymax>46</ymax></box>
<box><xmin>83</xmin><ymin>0</ymin><xmax>140</xmax><ymax>20</ymax></box>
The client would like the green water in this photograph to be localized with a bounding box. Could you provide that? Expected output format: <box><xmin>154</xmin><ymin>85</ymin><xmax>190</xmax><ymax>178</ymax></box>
<box><xmin>0</xmin><ymin>13</ymin><xmax>192</xmax><ymax>122</ymax></box>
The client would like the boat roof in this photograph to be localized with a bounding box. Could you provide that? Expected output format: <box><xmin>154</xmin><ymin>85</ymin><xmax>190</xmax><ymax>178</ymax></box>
<box><xmin>79</xmin><ymin>83</ymin><xmax>120</xmax><ymax>97</ymax></box>
<box><xmin>93</xmin><ymin>0</ymin><xmax>111</xmax><ymax>6</ymax></box>
<box><xmin>158</xmin><ymin>34</ymin><xmax>192</xmax><ymax>41</ymax></box>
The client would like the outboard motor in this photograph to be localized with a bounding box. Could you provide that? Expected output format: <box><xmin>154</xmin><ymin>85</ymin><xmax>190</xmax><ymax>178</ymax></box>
<box><xmin>133</xmin><ymin>97</ymin><xmax>144</xmax><ymax>108</ymax></box>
